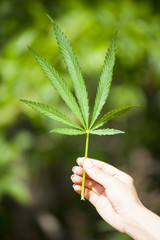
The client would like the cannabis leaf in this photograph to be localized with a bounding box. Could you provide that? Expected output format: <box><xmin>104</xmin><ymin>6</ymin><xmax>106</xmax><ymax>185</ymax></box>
<box><xmin>21</xmin><ymin>15</ymin><xmax>136</xmax><ymax>201</ymax></box>
<box><xmin>50</xmin><ymin>128</ymin><xmax>86</xmax><ymax>135</ymax></box>
<box><xmin>92</xmin><ymin>105</ymin><xmax>137</xmax><ymax>130</ymax></box>
<box><xmin>28</xmin><ymin>47</ymin><xmax>86</xmax><ymax>128</ymax></box>
<box><xmin>90</xmin><ymin>33</ymin><xmax>117</xmax><ymax>129</ymax></box>
<box><xmin>90</xmin><ymin>129</ymin><xmax>125</xmax><ymax>135</ymax></box>
<box><xmin>47</xmin><ymin>15</ymin><xmax>89</xmax><ymax>129</ymax></box>
<box><xmin>20</xmin><ymin>99</ymin><xmax>82</xmax><ymax>130</ymax></box>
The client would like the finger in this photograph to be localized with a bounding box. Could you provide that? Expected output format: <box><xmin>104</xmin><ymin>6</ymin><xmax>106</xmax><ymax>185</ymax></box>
<box><xmin>72</xmin><ymin>166</ymin><xmax>83</xmax><ymax>175</ymax></box>
<box><xmin>73</xmin><ymin>185</ymin><xmax>122</xmax><ymax>232</ymax></box>
<box><xmin>77</xmin><ymin>157</ymin><xmax>131</xmax><ymax>184</ymax></box>
<box><xmin>73</xmin><ymin>184</ymin><xmax>111</xmax><ymax>215</ymax></box>
<box><xmin>77</xmin><ymin>157</ymin><xmax>120</xmax><ymax>176</ymax></box>
<box><xmin>71</xmin><ymin>174</ymin><xmax>104</xmax><ymax>196</ymax></box>
<box><xmin>72</xmin><ymin>166</ymin><xmax>89</xmax><ymax>178</ymax></box>
<box><xmin>73</xmin><ymin>184</ymin><xmax>100</xmax><ymax>206</ymax></box>
<box><xmin>81</xmin><ymin>158</ymin><xmax>118</xmax><ymax>188</ymax></box>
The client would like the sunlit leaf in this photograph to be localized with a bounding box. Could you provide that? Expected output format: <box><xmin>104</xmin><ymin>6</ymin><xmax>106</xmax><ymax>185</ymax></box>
<box><xmin>20</xmin><ymin>99</ymin><xmax>82</xmax><ymax>129</ymax></box>
<box><xmin>90</xmin><ymin>128</ymin><xmax>124</xmax><ymax>135</ymax></box>
<box><xmin>50</xmin><ymin>128</ymin><xmax>85</xmax><ymax>135</ymax></box>
<box><xmin>90</xmin><ymin>33</ymin><xmax>117</xmax><ymax>128</ymax></box>
<box><xmin>92</xmin><ymin>105</ymin><xmax>137</xmax><ymax>129</ymax></box>
<box><xmin>48</xmin><ymin>15</ymin><xmax>89</xmax><ymax>128</ymax></box>
<box><xmin>28</xmin><ymin>47</ymin><xmax>85</xmax><ymax>128</ymax></box>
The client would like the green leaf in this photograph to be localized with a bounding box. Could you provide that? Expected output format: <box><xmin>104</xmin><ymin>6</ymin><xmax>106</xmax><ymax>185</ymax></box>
<box><xmin>92</xmin><ymin>105</ymin><xmax>137</xmax><ymax>129</ymax></box>
<box><xmin>90</xmin><ymin>128</ymin><xmax>124</xmax><ymax>135</ymax></box>
<box><xmin>48</xmin><ymin>15</ymin><xmax>89</xmax><ymax>128</ymax></box>
<box><xmin>50</xmin><ymin>128</ymin><xmax>85</xmax><ymax>135</ymax></box>
<box><xmin>90</xmin><ymin>32</ymin><xmax>117</xmax><ymax>129</ymax></box>
<box><xmin>28</xmin><ymin>47</ymin><xmax>85</xmax><ymax>128</ymax></box>
<box><xmin>20</xmin><ymin>99</ymin><xmax>82</xmax><ymax>130</ymax></box>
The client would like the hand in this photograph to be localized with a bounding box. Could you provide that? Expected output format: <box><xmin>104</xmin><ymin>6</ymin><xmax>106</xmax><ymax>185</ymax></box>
<box><xmin>71</xmin><ymin>157</ymin><xmax>142</xmax><ymax>234</ymax></box>
<box><xmin>71</xmin><ymin>157</ymin><xmax>160</xmax><ymax>239</ymax></box>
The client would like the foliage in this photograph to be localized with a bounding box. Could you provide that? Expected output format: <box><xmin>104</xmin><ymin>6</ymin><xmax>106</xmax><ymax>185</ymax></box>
<box><xmin>21</xmin><ymin>23</ymin><xmax>132</xmax><ymax>135</ymax></box>
<box><xmin>0</xmin><ymin>133</ymin><xmax>30</xmax><ymax>203</ymax></box>
<box><xmin>21</xmin><ymin>16</ymin><xmax>135</xmax><ymax>200</ymax></box>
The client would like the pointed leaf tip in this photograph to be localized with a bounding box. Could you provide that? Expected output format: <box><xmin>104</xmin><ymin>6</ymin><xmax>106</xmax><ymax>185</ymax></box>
<box><xmin>27</xmin><ymin>46</ymin><xmax>37</xmax><ymax>57</ymax></box>
<box><xmin>46</xmin><ymin>14</ymin><xmax>55</xmax><ymax>25</ymax></box>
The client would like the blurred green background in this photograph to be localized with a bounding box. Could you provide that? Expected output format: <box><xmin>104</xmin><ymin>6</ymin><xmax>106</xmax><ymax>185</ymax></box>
<box><xmin>0</xmin><ymin>0</ymin><xmax>160</xmax><ymax>239</ymax></box>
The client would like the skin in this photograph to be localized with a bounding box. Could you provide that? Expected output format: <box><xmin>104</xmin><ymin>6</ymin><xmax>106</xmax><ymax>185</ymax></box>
<box><xmin>71</xmin><ymin>157</ymin><xmax>160</xmax><ymax>240</ymax></box>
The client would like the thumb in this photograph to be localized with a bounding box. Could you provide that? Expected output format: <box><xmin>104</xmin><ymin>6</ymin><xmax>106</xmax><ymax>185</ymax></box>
<box><xmin>83</xmin><ymin>158</ymin><xmax>115</xmax><ymax>188</ymax></box>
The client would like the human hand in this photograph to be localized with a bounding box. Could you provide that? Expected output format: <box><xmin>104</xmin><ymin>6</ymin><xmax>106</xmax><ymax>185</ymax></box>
<box><xmin>71</xmin><ymin>157</ymin><xmax>142</xmax><ymax>234</ymax></box>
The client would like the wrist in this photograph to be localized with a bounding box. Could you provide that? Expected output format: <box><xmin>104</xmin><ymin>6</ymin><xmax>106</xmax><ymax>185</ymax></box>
<box><xmin>125</xmin><ymin>203</ymin><xmax>160</xmax><ymax>240</ymax></box>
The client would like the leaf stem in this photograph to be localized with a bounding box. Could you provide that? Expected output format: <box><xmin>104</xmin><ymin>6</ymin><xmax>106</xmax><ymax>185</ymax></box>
<box><xmin>81</xmin><ymin>131</ymin><xmax>89</xmax><ymax>200</ymax></box>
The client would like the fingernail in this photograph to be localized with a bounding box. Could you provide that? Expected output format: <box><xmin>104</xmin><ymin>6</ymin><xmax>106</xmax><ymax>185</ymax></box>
<box><xmin>84</xmin><ymin>159</ymin><xmax>93</xmax><ymax>169</ymax></box>
<box><xmin>70</xmin><ymin>174</ymin><xmax>75</xmax><ymax>180</ymax></box>
<box><xmin>72</xmin><ymin>166</ymin><xmax>76</xmax><ymax>172</ymax></box>
<box><xmin>76</xmin><ymin>158</ymin><xmax>80</xmax><ymax>164</ymax></box>
<box><xmin>72</xmin><ymin>184</ymin><xmax>75</xmax><ymax>188</ymax></box>
<box><xmin>76</xmin><ymin>157</ymin><xmax>82</xmax><ymax>164</ymax></box>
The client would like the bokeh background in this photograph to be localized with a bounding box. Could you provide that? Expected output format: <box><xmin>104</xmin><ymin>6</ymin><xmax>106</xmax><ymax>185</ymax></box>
<box><xmin>0</xmin><ymin>0</ymin><xmax>160</xmax><ymax>239</ymax></box>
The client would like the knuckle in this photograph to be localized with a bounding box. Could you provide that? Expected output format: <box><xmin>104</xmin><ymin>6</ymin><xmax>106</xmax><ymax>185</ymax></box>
<box><xmin>127</xmin><ymin>175</ymin><xmax>134</xmax><ymax>185</ymax></box>
<box><xmin>85</xmin><ymin>188</ymin><xmax>91</xmax><ymax>200</ymax></box>
<box><xmin>86</xmin><ymin>179</ymin><xmax>93</xmax><ymax>189</ymax></box>
<box><xmin>91</xmin><ymin>166</ymin><xmax>101</xmax><ymax>176</ymax></box>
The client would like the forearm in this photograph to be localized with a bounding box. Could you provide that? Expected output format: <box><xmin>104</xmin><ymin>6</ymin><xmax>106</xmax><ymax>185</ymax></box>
<box><xmin>126</xmin><ymin>204</ymin><xmax>160</xmax><ymax>240</ymax></box>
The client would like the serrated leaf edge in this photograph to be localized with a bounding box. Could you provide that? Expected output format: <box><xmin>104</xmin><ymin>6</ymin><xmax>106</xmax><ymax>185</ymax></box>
<box><xmin>48</xmin><ymin>16</ymin><xmax>89</xmax><ymax>128</ymax></box>
<box><xmin>20</xmin><ymin>99</ymin><xmax>83</xmax><ymax>130</ymax></box>
<box><xmin>92</xmin><ymin>105</ymin><xmax>137</xmax><ymax>130</ymax></box>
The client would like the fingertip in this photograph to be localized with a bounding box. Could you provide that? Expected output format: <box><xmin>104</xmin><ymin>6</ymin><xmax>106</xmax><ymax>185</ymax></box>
<box><xmin>70</xmin><ymin>174</ymin><xmax>75</xmax><ymax>181</ymax></box>
<box><xmin>72</xmin><ymin>166</ymin><xmax>76</xmax><ymax>172</ymax></box>
<box><xmin>76</xmin><ymin>157</ymin><xmax>85</xmax><ymax>166</ymax></box>
<box><xmin>76</xmin><ymin>157</ymin><xmax>81</xmax><ymax>164</ymax></box>
<box><xmin>73</xmin><ymin>184</ymin><xmax>81</xmax><ymax>193</ymax></box>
